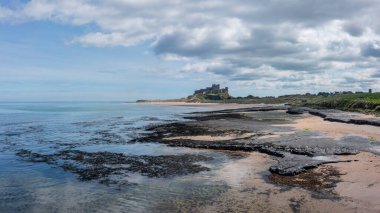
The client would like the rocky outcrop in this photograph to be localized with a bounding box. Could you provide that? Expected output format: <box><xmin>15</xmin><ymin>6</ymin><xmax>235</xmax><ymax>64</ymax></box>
<box><xmin>269</xmin><ymin>154</ymin><xmax>352</xmax><ymax>176</ymax></box>
<box><xmin>281</xmin><ymin>106</ymin><xmax>380</xmax><ymax>126</ymax></box>
<box><xmin>17</xmin><ymin>149</ymin><xmax>212</xmax><ymax>184</ymax></box>
<box><xmin>306</xmin><ymin>108</ymin><xmax>380</xmax><ymax>126</ymax></box>
<box><xmin>286</xmin><ymin>107</ymin><xmax>305</xmax><ymax>115</ymax></box>
<box><xmin>131</xmin><ymin>116</ymin><xmax>360</xmax><ymax>176</ymax></box>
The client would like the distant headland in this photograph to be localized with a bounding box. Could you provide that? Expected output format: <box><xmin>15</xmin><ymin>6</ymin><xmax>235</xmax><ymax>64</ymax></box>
<box><xmin>137</xmin><ymin>84</ymin><xmax>379</xmax><ymax>115</ymax></box>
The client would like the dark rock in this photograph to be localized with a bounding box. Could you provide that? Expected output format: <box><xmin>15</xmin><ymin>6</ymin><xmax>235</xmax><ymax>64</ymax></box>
<box><xmin>130</xmin><ymin>118</ymin><xmax>359</xmax><ymax>176</ymax></box>
<box><xmin>117</xmin><ymin>107</ymin><xmax>380</xmax><ymax>180</ymax></box>
<box><xmin>183</xmin><ymin>113</ymin><xmax>250</xmax><ymax>121</ymax></box>
<box><xmin>306</xmin><ymin>108</ymin><xmax>380</xmax><ymax>127</ymax></box>
<box><xmin>268</xmin><ymin>154</ymin><xmax>352</xmax><ymax>176</ymax></box>
<box><xmin>268</xmin><ymin>165</ymin><xmax>343</xmax><ymax>196</ymax></box>
<box><xmin>189</xmin><ymin>105</ymin><xmax>289</xmax><ymax>115</ymax></box>
<box><xmin>16</xmin><ymin>149</ymin><xmax>212</xmax><ymax>184</ymax></box>
<box><xmin>286</xmin><ymin>108</ymin><xmax>305</xmax><ymax>115</ymax></box>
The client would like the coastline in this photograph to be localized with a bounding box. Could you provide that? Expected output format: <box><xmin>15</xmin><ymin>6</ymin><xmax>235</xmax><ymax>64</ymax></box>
<box><xmin>6</xmin><ymin>102</ymin><xmax>380</xmax><ymax>212</ymax></box>
<box><xmin>131</xmin><ymin>104</ymin><xmax>380</xmax><ymax>212</ymax></box>
<box><xmin>137</xmin><ymin>101</ymin><xmax>286</xmax><ymax>110</ymax></box>
<box><xmin>136</xmin><ymin>90</ymin><xmax>380</xmax><ymax>117</ymax></box>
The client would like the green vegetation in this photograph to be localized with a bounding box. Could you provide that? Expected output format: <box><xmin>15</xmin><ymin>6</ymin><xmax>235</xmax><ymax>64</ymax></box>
<box><xmin>187</xmin><ymin>93</ymin><xmax>231</xmax><ymax>102</ymax></box>
<box><xmin>186</xmin><ymin>91</ymin><xmax>380</xmax><ymax>116</ymax></box>
<box><xmin>137</xmin><ymin>86</ymin><xmax>379</xmax><ymax>116</ymax></box>
<box><xmin>300</xmin><ymin>93</ymin><xmax>380</xmax><ymax>115</ymax></box>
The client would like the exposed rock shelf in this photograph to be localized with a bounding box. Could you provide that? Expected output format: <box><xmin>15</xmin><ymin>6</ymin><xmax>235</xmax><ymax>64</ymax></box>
<box><xmin>131</xmin><ymin>105</ymin><xmax>378</xmax><ymax>176</ymax></box>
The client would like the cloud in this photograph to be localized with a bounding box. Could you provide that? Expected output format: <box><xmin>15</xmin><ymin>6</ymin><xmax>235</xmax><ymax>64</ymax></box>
<box><xmin>343</xmin><ymin>22</ymin><xmax>365</xmax><ymax>37</ymax></box>
<box><xmin>153</xmin><ymin>18</ymin><xmax>252</xmax><ymax>57</ymax></box>
<box><xmin>361</xmin><ymin>41</ymin><xmax>380</xmax><ymax>58</ymax></box>
<box><xmin>372</xmin><ymin>71</ymin><xmax>380</xmax><ymax>78</ymax></box>
<box><xmin>0</xmin><ymin>6</ymin><xmax>15</xmax><ymax>20</ymax></box>
<box><xmin>72</xmin><ymin>32</ymin><xmax>153</xmax><ymax>47</ymax></box>
<box><xmin>1</xmin><ymin>0</ymin><xmax>380</xmax><ymax>92</ymax></box>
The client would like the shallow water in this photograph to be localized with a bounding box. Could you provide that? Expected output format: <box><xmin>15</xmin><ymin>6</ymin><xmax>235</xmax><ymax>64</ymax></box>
<box><xmin>0</xmin><ymin>102</ymin><xmax>240</xmax><ymax>212</ymax></box>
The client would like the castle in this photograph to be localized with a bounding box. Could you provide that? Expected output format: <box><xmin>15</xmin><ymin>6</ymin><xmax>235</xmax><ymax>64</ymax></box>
<box><xmin>194</xmin><ymin>84</ymin><xmax>229</xmax><ymax>96</ymax></box>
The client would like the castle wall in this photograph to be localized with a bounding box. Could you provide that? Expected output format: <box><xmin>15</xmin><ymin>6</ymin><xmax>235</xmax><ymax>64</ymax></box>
<box><xmin>193</xmin><ymin>84</ymin><xmax>229</xmax><ymax>96</ymax></box>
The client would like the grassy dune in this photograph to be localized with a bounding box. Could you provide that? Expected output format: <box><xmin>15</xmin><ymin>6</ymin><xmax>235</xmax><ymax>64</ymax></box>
<box><xmin>138</xmin><ymin>91</ymin><xmax>380</xmax><ymax>115</ymax></box>
<box><xmin>301</xmin><ymin>93</ymin><xmax>380</xmax><ymax>115</ymax></box>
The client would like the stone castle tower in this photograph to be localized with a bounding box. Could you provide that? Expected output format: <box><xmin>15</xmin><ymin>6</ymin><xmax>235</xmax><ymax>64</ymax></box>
<box><xmin>193</xmin><ymin>84</ymin><xmax>229</xmax><ymax>96</ymax></box>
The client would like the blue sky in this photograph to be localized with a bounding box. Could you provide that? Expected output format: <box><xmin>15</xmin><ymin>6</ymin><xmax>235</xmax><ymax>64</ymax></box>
<box><xmin>1</xmin><ymin>0</ymin><xmax>380</xmax><ymax>101</ymax></box>
<box><xmin>0</xmin><ymin>21</ymin><xmax>202</xmax><ymax>101</ymax></box>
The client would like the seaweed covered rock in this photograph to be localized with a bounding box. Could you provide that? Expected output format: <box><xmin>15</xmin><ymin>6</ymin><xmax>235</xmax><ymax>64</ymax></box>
<box><xmin>17</xmin><ymin>149</ymin><xmax>212</xmax><ymax>184</ymax></box>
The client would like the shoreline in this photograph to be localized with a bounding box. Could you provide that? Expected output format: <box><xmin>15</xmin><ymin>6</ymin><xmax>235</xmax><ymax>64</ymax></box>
<box><xmin>131</xmin><ymin>104</ymin><xmax>380</xmax><ymax>211</ymax></box>
<box><xmin>137</xmin><ymin>101</ymin><xmax>286</xmax><ymax>110</ymax></box>
<box><xmin>8</xmin><ymin>102</ymin><xmax>380</xmax><ymax>212</ymax></box>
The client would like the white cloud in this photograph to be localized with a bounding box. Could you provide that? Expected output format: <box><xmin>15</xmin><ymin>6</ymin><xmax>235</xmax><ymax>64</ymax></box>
<box><xmin>0</xmin><ymin>6</ymin><xmax>15</xmax><ymax>20</ymax></box>
<box><xmin>1</xmin><ymin>0</ymin><xmax>380</xmax><ymax>92</ymax></box>
<box><xmin>72</xmin><ymin>32</ymin><xmax>153</xmax><ymax>47</ymax></box>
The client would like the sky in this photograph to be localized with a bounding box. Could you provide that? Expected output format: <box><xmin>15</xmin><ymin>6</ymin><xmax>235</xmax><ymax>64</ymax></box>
<box><xmin>1</xmin><ymin>0</ymin><xmax>380</xmax><ymax>101</ymax></box>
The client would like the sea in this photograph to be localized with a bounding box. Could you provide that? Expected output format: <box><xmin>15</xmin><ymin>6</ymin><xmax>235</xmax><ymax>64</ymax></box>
<box><xmin>0</xmin><ymin>102</ymin><xmax>241</xmax><ymax>212</ymax></box>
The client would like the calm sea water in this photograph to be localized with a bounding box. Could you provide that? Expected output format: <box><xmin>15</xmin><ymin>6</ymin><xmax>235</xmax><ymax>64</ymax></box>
<box><xmin>0</xmin><ymin>102</ymin><xmax>238</xmax><ymax>212</ymax></box>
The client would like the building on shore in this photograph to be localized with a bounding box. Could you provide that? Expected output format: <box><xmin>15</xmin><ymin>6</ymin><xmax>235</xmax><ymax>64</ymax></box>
<box><xmin>193</xmin><ymin>84</ymin><xmax>229</xmax><ymax>96</ymax></box>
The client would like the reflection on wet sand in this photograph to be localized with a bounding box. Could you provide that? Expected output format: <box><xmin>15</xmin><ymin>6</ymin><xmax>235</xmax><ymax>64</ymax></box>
<box><xmin>201</xmin><ymin>152</ymin><xmax>355</xmax><ymax>212</ymax></box>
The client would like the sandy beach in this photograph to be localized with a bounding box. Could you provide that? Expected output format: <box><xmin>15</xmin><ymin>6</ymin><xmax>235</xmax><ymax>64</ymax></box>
<box><xmin>280</xmin><ymin>115</ymin><xmax>380</xmax><ymax>140</ymax></box>
<box><xmin>133</xmin><ymin>104</ymin><xmax>380</xmax><ymax>212</ymax></box>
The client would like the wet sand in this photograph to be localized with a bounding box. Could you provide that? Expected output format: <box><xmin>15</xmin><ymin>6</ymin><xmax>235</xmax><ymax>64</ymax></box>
<box><xmin>285</xmin><ymin>115</ymin><xmax>380</xmax><ymax>141</ymax></box>
<box><xmin>134</xmin><ymin>105</ymin><xmax>380</xmax><ymax>212</ymax></box>
<box><xmin>201</xmin><ymin>151</ymin><xmax>380</xmax><ymax>212</ymax></box>
<box><xmin>335</xmin><ymin>152</ymin><xmax>380</xmax><ymax>212</ymax></box>
<box><xmin>283</xmin><ymin>113</ymin><xmax>380</xmax><ymax>211</ymax></box>
<box><xmin>201</xmin><ymin>152</ymin><xmax>356</xmax><ymax>213</ymax></box>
